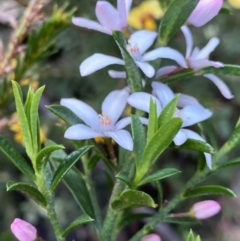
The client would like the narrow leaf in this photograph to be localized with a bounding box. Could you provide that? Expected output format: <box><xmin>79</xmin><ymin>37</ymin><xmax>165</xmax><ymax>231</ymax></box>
<box><xmin>135</xmin><ymin>118</ymin><xmax>182</xmax><ymax>184</ymax></box>
<box><xmin>24</xmin><ymin>86</ymin><xmax>34</xmax><ymax>123</ymax></box>
<box><xmin>186</xmin><ymin>229</ymin><xmax>195</xmax><ymax>241</ymax></box>
<box><xmin>112</xmin><ymin>31</ymin><xmax>142</xmax><ymax>92</ymax></box>
<box><xmin>6</xmin><ymin>181</ymin><xmax>47</xmax><ymax>207</ymax></box>
<box><xmin>112</xmin><ymin>190</ymin><xmax>157</xmax><ymax>210</ymax></box>
<box><xmin>184</xmin><ymin>185</ymin><xmax>236</xmax><ymax>198</ymax></box>
<box><xmin>30</xmin><ymin>86</ymin><xmax>45</xmax><ymax>152</ymax></box>
<box><xmin>62</xmin><ymin>214</ymin><xmax>94</xmax><ymax>237</ymax></box>
<box><xmin>159</xmin><ymin>0</ymin><xmax>200</xmax><ymax>44</ymax></box>
<box><xmin>50</xmin><ymin>146</ymin><xmax>92</xmax><ymax>192</ymax></box>
<box><xmin>158</xmin><ymin>95</ymin><xmax>179</xmax><ymax>127</ymax></box>
<box><xmin>131</xmin><ymin>115</ymin><xmax>146</xmax><ymax>169</ymax></box>
<box><xmin>0</xmin><ymin>135</ymin><xmax>35</xmax><ymax>180</ymax></box>
<box><xmin>35</xmin><ymin>144</ymin><xmax>65</xmax><ymax>172</ymax></box>
<box><xmin>12</xmin><ymin>81</ymin><xmax>33</xmax><ymax>156</ymax></box>
<box><xmin>138</xmin><ymin>168</ymin><xmax>181</xmax><ymax>186</ymax></box>
<box><xmin>115</xmin><ymin>172</ymin><xmax>131</xmax><ymax>186</ymax></box>
<box><xmin>147</xmin><ymin>98</ymin><xmax>158</xmax><ymax>143</ymax></box>
<box><xmin>216</xmin><ymin>157</ymin><xmax>240</xmax><ymax>170</ymax></box>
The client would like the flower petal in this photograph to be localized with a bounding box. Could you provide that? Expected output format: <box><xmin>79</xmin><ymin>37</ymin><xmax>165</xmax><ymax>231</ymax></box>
<box><xmin>180</xmin><ymin>129</ymin><xmax>212</xmax><ymax>168</ymax></box>
<box><xmin>115</xmin><ymin>116</ymin><xmax>149</xmax><ymax>130</ymax></box>
<box><xmin>80</xmin><ymin>53</ymin><xmax>124</xmax><ymax>76</ymax></box>
<box><xmin>178</xmin><ymin>94</ymin><xmax>200</xmax><ymax>108</ymax></box>
<box><xmin>102</xmin><ymin>88</ymin><xmax>130</xmax><ymax>124</ymax></box>
<box><xmin>142</xmin><ymin>47</ymin><xmax>188</xmax><ymax>68</ymax></box>
<box><xmin>173</xmin><ymin>129</ymin><xmax>188</xmax><ymax>146</ymax></box>
<box><xmin>189</xmin><ymin>58</ymin><xmax>223</xmax><ymax>69</ymax></box>
<box><xmin>126</xmin><ymin>0</ymin><xmax>132</xmax><ymax>14</ymax></box>
<box><xmin>108</xmin><ymin>70</ymin><xmax>126</xmax><ymax>79</ymax></box>
<box><xmin>60</xmin><ymin>98</ymin><xmax>99</xmax><ymax>129</ymax></box>
<box><xmin>135</xmin><ymin>61</ymin><xmax>155</xmax><ymax>78</ymax></box>
<box><xmin>72</xmin><ymin>17</ymin><xmax>112</xmax><ymax>35</ymax></box>
<box><xmin>129</xmin><ymin>30</ymin><xmax>157</xmax><ymax>54</ymax></box>
<box><xmin>117</xmin><ymin>0</ymin><xmax>128</xmax><ymax>28</ymax></box>
<box><xmin>180</xmin><ymin>104</ymin><xmax>212</xmax><ymax>127</ymax></box>
<box><xmin>181</xmin><ymin>25</ymin><xmax>193</xmax><ymax>58</ymax></box>
<box><xmin>95</xmin><ymin>1</ymin><xmax>121</xmax><ymax>30</ymax></box>
<box><xmin>155</xmin><ymin>65</ymin><xmax>178</xmax><ymax>78</ymax></box>
<box><xmin>105</xmin><ymin>130</ymin><xmax>133</xmax><ymax>151</ymax></box>
<box><xmin>127</xmin><ymin>92</ymin><xmax>162</xmax><ymax>115</ymax></box>
<box><xmin>204</xmin><ymin>74</ymin><xmax>234</xmax><ymax>99</ymax></box>
<box><xmin>64</xmin><ymin>124</ymin><xmax>102</xmax><ymax>140</ymax></box>
<box><xmin>151</xmin><ymin>81</ymin><xmax>175</xmax><ymax>108</ymax></box>
<box><xmin>195</xmin><ymin>37</ymin><xmax>220</xmax><ymax>59</ymax></box>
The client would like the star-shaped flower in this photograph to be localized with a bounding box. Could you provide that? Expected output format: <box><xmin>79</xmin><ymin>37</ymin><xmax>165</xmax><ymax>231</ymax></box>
<box><xmin>80</xmin><ymin>30</ymin><xmax>187</xmax><ymax>78</ymax></box>
<box><xmin>72</xmin><ymin>0</ymin><xmax>132</xmax><ymax>35</ymax></box>
<box><xmin>127</xmin><ymin>81</ymin><xmax>212</xmax><ymax>168</ymax></box>
<box><xmin>156</xmin><ymin>25</ymin><xmax>233</xmax><ymax>99</ymax></box>
<box><xmin>61</xmin><ymin>88</ymin><xmax>147</xmax><ymax>151</ymax></box>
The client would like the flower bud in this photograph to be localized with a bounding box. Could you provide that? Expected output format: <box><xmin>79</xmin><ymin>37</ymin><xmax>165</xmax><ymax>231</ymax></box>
<box><xmin>188</xmin><ymin>0</ymin><xmax>223</xmax><ymax>27</ymax></box>
<box><xmin>11</xmin><ymin>218</ymin><xmax>37</xmax><ymax>241</ymax></box>
<box><xmin>141</xmin><ymin>234</ymin><xmax>162</xmax><ymax>241</ymax></box>
<box><xmin>192</xmin><ymin>200</ymin><xmax>221</xmax><ymax>219</ymax></box>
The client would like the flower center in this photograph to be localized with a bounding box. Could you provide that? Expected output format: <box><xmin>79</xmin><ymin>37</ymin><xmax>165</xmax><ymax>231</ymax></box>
<box><xmin>174</xmin><ymin>108</ymin><xmax>190</xmax><ymax>123</ymax></box>
<box><xmin>99</xmin><ymin>113</ymin><xmax>113</xmax><ymax>132</ymax></box>
<box><xmin>126</xmin><ymin>42</ymin><xmax>141</xmax><ymax>61</ymax></box>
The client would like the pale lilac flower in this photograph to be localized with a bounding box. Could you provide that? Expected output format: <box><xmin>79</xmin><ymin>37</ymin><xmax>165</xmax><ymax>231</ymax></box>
<box><xmin>127</xmin><ymin>81</ymin><xmax>212</xmax><ymax>168</ymax></box>
<box><xmin>141</xmin><ymin>234</ymin><xmax>162</xmax><ymax>241</ymax></box>
<box><xmin>192</xmin><ymin>200</ymin><xmax>221</xmax><ymax>219</ymax></box>
<box><xmin>188</xmin><ymin>0</ymin><xmax>224</xmax><ymax>27</ymax></box>
<box><xmin>156</xmin><ymin>25</ymin><xmax>233</xmax><ymax>99</ymax></box>
<box><xmin>61</xmin><ymin>88</ymin><xmax>147</xmax><ymax>151</ymax></box>
<box><xmin>80</xmin><ymin>30</ymin><xmax>187</xmax><ymax>78</ymax></box>
<box><xmin>11</xmin><ymin>218</ymin><xmax>37</xmax><ymax>241</ymax></box>
<box><xmin>72</xmin><ymin>0</ymin><xmax>132</xmax><ymax>35</ymax></box>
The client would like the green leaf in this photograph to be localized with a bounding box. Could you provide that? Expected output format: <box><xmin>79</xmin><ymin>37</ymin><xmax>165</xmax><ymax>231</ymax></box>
<box><xmin>138</xmin><ymin>168</ymin><xmax>181</xmax><ymax>186</ymax></box>
<box><xmin>112</xmin><ymin>190</ymin><xmax>157</xmax><ymax>210</ymax></box>
<box><xmin>35</xmin><ymin>144</ymin><xmax>65</xmax><ymax>172</ymax></box>
<box><xmin>46</xmin><ymin>104</ymin><xmax>82</xmax><ymax>125</ymax></box>
<box><xmin>219</xmin><ymin>8</ymin><xmax>231</xmax><ymax>15</ymax></box>
<box><xmin>131</xmin><ymin>115</ymin><xmax>146</xmax><ymax>168</ymax></box>
<box><xmin>159</xmin><ymin>0</ymin><xmax>200</xmax><ymax>44</ymax></box>
<box><xmin>134</xmin><ymin>118</ymin><xmax>183</xmax><ymax>185</ymax></box>
<box><xmin>184</xmin><ymin>185</ymin><xmax>236</xmax><ymax>198</ymax></box>
<box><xmin>30</xmin><ymin>86</ymin><xmax>45</xmax><ymax>152</ymax></box>
<box><xmin>62</xmin><ymin>214</ymin><xmax>94</xmax><ymax>237</ymax></box>
<box><xmin>24</xmin><ymin>86</ymin><xmax>34</xmax><ymax>123</ymax></box>
<box><xmin>115</xmin><ymin>172</ymin><xmax>131</xmax><ymax>186</ymax></box>
<box><xmin>197</xmin><ymin>152</ymin><xmax>206</xmax><ymax>172</ymax></box>
<box><xmin>186</xmin><ymin>229</ymin><xmax>195</xmax><ymax>241</ymax></box>
<box><xmin>50</xmin><ymin>146</ymin><xmax>92</xmax><ymax>192</ymax></box>
<box><xmin>6</xmin><ymin>181</ymin><xmax>47</xmax><ymax>207</ymax></box>
<box><xmin>0</xmin><ymin>135</ymin><xmax>35</xmax><ymax>180</ymax></box>
<box><xmin>215</xmin><ymin>157</ymin><xmax>240</xmax><ymax>170</ymax></box>
<box><xmin>147</xmin><ymin>98</ymin><xmax>158</xmax><ymax>143</ymax></box>
<box><xmin>218</xmin><ymin>117</ymin><xmax>240</xmax><ymax>157</ymax></box>
<box><xmin>158</xmin><ymin>95</ymin><xmax>179</xmax><ymax>127</ymax></box>
<box><xmin>12</xmin><ymin>81</ymin><xmax>33</xmax><ymax>157</ymax></box>
<box><xmin>112</xmin><ymin>31</ymin><xmax>142</xmax><ymax>92</ymax></box>
<box><xmin>171</xmin><ymin>138</ymin><xmax>214</xmax><ymax>154</ymax></box>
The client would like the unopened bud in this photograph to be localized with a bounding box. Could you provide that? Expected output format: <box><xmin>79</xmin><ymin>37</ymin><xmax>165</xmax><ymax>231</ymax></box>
<box><xmin>188</xmin><ymin>0</ymin><xmax>223</xmax><ymax>27</ymax></box>
<box><xmin>11</xmin><ymin>218</ymin><xmax>37</xmax><ymax>241</ymax></box>
<box><xmin>141</xmin><ymin>234</ymin><xmax>162</xmax><ymax>241</ymax></box>
<box><xmin>192</xmin><ymin>200</ymin><xmax>221</xmax><ymax>219</ymax></box>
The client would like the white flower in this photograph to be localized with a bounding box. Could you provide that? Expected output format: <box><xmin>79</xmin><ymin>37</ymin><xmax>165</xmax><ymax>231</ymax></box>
<box><xmin>156</xmin><ymin>25</ymin><xmax>233</xmax><ymax>99</ymax></box>
<box><xmin>61</xmin><ymin>88</ymin><xmax>147</xmax><ymax>151</ymax></box>
<box><xmin>72</xmin><ymin>0</ymin><xmax>132</xmax><ymax>35</ymax></box>
<box><xmin>80</xmin><ymin>30</ymin><xmax>187</xmax><ymax>78</ymax></box>
<box><xmin>127</xmin><ymin>82</ymin><xmax>213</xmax><ymax>168</ymax></box>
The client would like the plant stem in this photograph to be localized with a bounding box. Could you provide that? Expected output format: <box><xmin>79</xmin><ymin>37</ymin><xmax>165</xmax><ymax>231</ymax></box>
<box><xmin>82</xmin><ymin>155</ymin><xmax>103</xmax><ymax>234</ymax></box>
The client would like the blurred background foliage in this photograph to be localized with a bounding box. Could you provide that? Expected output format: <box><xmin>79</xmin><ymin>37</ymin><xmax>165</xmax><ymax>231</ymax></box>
<box><xmin>0</xmin><ymin>0</ymin><xmax>240</xmax><ymax>240</ymax></box>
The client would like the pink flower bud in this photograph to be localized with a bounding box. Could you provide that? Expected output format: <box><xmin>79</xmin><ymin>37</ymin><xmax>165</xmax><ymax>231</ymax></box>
<box><xmin>11</xmin><ymin>218</ymin><xmax>37</xmax><ymax>241</ymax></box>
<box><xmin>192</xmin><ymin>200</ymin><xmax>221</xmax><ymax>219</ymax></box>
<box><xmin>141</xmin><ymin>234</ymin><xmax>162</xmax><ymax>241</ymax></box>
<box><xmin>188</xmin><ymin>0</ymin><xmax>223</xmax><ymax>27</ymax></box>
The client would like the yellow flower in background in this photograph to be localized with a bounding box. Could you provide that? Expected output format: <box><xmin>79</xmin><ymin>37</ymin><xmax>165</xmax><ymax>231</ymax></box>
<box><xmin>9</xmin><ymin>113</ymin><xmax>46</xmax><ymax>145</ymax></box>
<box><xmin>228</xmin><ymin>0</ymin><xmax>240</xmax><ymax>8</ymax></box>
<box><xmin>128</xmin><ymin>0</ymin><xmax>164</xmax><ymax>30</ymax></box>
